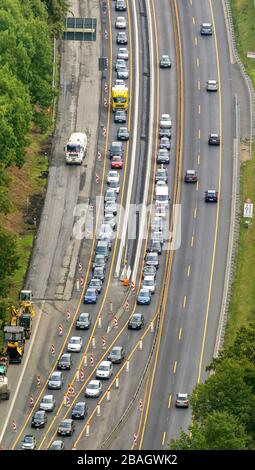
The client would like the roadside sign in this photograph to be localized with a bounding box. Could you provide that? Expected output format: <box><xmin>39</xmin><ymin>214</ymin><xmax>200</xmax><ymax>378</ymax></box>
<box><xmin>243</xmin><ymin>201</ymin><xmax>253</xmax><ymax>218</ymax></box>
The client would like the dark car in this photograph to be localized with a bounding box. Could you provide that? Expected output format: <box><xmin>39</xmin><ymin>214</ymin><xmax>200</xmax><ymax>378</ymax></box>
<box><xmin>200</xmin><ymin>23</ymin><xmax>213</xmax><ymax>35</ymax></box>
<box><xmin>57</xmin><ymin>353</ymin><xmax>72</xmax><ymax>371</ymax></box>
<box><xmin>208</xmin><ymin>133</ymin><xmax>220</xmax><ymax>146</ymax></box>
<box><xmin>114</xmin><ymin>110</ymin><xmax>127</xmax><ymax>123</ymax></box>
<box><xmin>160</xmin><ymin>55</ymin><xmax>171</xmax><ymax>68</ymax></box>
<box><xmin>128</xmin><ymin>313</ymin><xmax>144</xmax><ymax>330</ymax></box>
<box><xmin>109</xmin><ymin>141</ymin><xmax>123</xmax><ymax>159</ymax></box>
<box><xmin>145</xmin><ymin>251</ymin><xmax>159</xmax><ymax>269</ymax></box>
<box><xmin>48</xmin><ymin>440</ymin><xmax>64</xmax><ymax>450</ymax></box>
<box><xmin>57</xmin><ymin>419</ymin><xmax>75</xmax><ymax>437</ymax></box>
<box><xmin>92</xmin><ymin>254</ymin><xmax>106</xmax><ymax>271</ymax></box>
<box><xmin>71</xmin><ymin>402</ymin><xmax>88</xmax><ymax>420</ymax></box>
<box><xmin>93</xmin><ymin>266</ymin><xmax>105</xmax><ymax>283</ymax></box>
<box><xmin>147</xmin><ymin>239</ymin><xmax>162</xmax><ymax>255</ymax></box>
<box><xmin>31</xmin><ymin>410</ymin><xmax>47</xmax><ymax>429</ymax></box>
<box><xmin>108</xmin><ymin>346</ymin><xmax>125</xmax><ymax>364</ymax></box>
<box><xmin>205</xmin><ymin>190</ymin><xmax>218</xmax><ymax>203</ymax></box>
<box><xmin>184</xmin><ymin>170</ymin><xmax>198</xmax><ymax>183</ymax></box>
<box><xmin>137</xmin><ymin>288</ymin><xmax>151</xmax><ymax>305</ymax></box>
<box><xmin>76</xmin><ymin>312</ymin><xmax>91</xmax><ymax>330</ymax></box>
<box><xmin>84</xmin><ymin>287</ymin><xmax>98</xmax><ymax>304</ymax></box>
<box><xmin>116</xmin><ymin>31</ymin><xmax>128</xmax><ymax>45</ymax></box>
<box><xmin>89</xmin><ymin>277</ymin><xmax>103</xmax><ymax>294</ymax></box>
<box><xmin>117</xmin><ymin>127</ymin><xmax>129</xmax><ymax>141</ymax></box>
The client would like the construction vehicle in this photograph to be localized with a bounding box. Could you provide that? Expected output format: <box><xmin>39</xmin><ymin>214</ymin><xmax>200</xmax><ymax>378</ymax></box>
<box><xmin>112</xmin><ymin>83</ymin><xmax>128</xmax><ymax>112</ymax></box>
<box><xmin>64</xmin><ymin>132</ymin><xmax>87</xmax><ymax>164</ymax></box>
<box><xmin>0</xmin><ymin>376</ymin><xmax>10</xmax><ymax>401</ymax></box>
<box><xmin>3</xmin><ymin>326</ymin><xmax>25</xmax><ymax>364</ymax></box>
<box><xmin>9</xmin><ymin>290</ymin><xmax>35</xmax><ymax>339</ymax></box>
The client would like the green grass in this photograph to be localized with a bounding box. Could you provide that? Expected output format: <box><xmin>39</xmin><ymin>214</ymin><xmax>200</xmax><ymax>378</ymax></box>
<box><xmin>225</xmin><ymin>0</ymin><xmax>255</xmax><ymax>346</ymax></box>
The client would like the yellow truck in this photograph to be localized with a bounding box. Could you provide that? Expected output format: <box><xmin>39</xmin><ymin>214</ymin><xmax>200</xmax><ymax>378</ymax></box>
<box><xmin>112</xmin><ymin>84</ymin><xmax>128</xmax><ymax>112</ymax></box>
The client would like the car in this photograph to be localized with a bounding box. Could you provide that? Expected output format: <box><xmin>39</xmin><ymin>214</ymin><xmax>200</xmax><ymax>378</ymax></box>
<box><xmin>184</xmin><ymin>170</ymin><xmax>198</xmax><ymax>183</ymax></box>
<box><xmin>76</xmin><ymin>312</ymin><xmax>91</xmax><ymax>330</ymax></box>
<box><xmin>67</xmin><ymin>336</ymin><xmax>83</xmax><ymax>353</ymax></box>
<box><xmin>114</xmin><ymin>78</ymin><xmax>125</xmax><ymax>87</ymax></box>
<box><xmin>115</xmin><ymin>16</ymin><xmax>127</xmax><ymax>29</ymax></box>
<box><xmin>95</xmin><ymin>239</ymin><xmax>110</xmax><ymax>258</ymax></box>
<box><xmin>142</xmin><ymin>275</ymin><xmax>156</xmax><ymax>294</ymax></box>
<box><xmin>115</xmin><ymin>58</ymin><xmax>126</xmax><ymax>71</ymax></box>
<box><xmin>48</xmin><ymin>371</ymin><xmax>63</xmax><ymax>390</ymax></box>
<box><xmin>175</xmin><ymin>393</ymin><xmax>189</xmax><ymax>408</ymax></box>
<box><xmin>93</xmin><ymin>266</ymin><xmax>105</xmax><ymax>282</ymax></box>
<box><xmin>107</xmin><ymin>170</ymin><xmax>120</xmax><ymax>184</ymax></box>
<box><xmin>155</xmin><ymin>166</ymin><xmax>168</xmax><ymax>183</ymax></box>
<box><xmin>84</xmin><ymin>287</ymin><xmax>98</xmax><ymax>304</ymax></box>
<box><xmin>39</xmin><ymin>395</ymin><xmax>56</xmax><ymax>412</ymax></box>
<box><xmin>48</xmin><ymin>440</ymin><xmax>65</xmax><ymax>450</ymax></box>
<box><xmin>160</xmin><ymin>54</ymin><xmax>171</xmax><ymax>68</ymax></box>
<box><xmin>114</xmin><ymin>109</ymin><xmax>127</xmax><ymax>123</ymax></box>
<box><xmin>96</xmin><ymin>360</ymin><xmax>113</xmax><ymax>379</ymax></box>
<box><xmin>151</xmin><ymin>230</ymin><xmax>164</xmax><ymax>244</ymax></box>
<box><xmin>117</xmin><ymin>47</ymin><xmax>129</xmax><ymax>60</ymax></box>
<box><xmin>89</xmin><ymin>278</ymin><xmax>102</xmax><ymax>294</ymax></box>
<box><xmin>85</xmin><ymin>380</ymin><xmax>102</xmax><ymax>398</ymax></box>
<box><xmin>145</xmin><ymin>251</ymin><xmax>159</xmax><ymax>269</ymax></box>
<box><xmin>20</xmin><ymin>435</ymin><xmax>37</xmax><ymax>450</ymax></box>
<box><xmin>137</xmin><ymin>287</ymin><xmax>151</xmax><ymax>305</ymax></box>
<box><xmin>208</xmin><ymin>133</ymin><xmax>220</xmax><ymax>145</ymax></box>
<box><xmin>57</xmin><ymin>419</ymin><xmax>75</xmax><ymax>436</ymax></box>
<box><xmin>159</xmin><ymin>127</ymin><xmax>172</xmax><ymax>138</ymax></box>
<box><xmin>117</xmin><ymin>66</ymin><xmax>129</xmax><ymax>79</ymax></box>
<box><xmin>206</xmin><ymin>79</ymin><xmax>218</xmax><ymax>91</ymax></box>
<box><xmin>111</xmin><ymin>155</ymin><xmax>123</xmax><ymax>169</ymax></box>
<box><xmin>151</xmin><ymin>216</ymin><xmax>163</xmax><ymax>232</ymax></box>
<box><xmin>200</xmin><ymin>23</ymin><xmax>213</xmax><ymax>35</ymax></box>
<box><xmin>146</xmin><ymin>239</ymin><xmax>162</xmax><ymax>255</ymax></box>
<box><xmin>143</xmin><ymin>265</ymin><xmax>157</xmax><ymax>278</ymax></box>
<box><xmin>108</xmin><ymin>346</ymin><xmax>125</xmax><ymax>364</ymax></box>
<box><xmin>109</xmin><ymin>179</ymin><xmax>120</xmax><ymax>194</ymax></box>
<box><xmin>160</xmin><ymin>113</ymin><xmax>172</xmax><ymax>129</ymax></box>
<box><xmin>205</xmin><ymin>190</ymin><xmax>218</xmax><ymax>203</ymax></box>
<box><xmin>104</xmin><ymin>202</ymin><xmax>118</xmax><ymax>216</ymax></box>
<box><xmin>92</xmin><ymin>255</ymin><xmax>106</xmax><ymax>271</ymax></box>
<box><xmin>116</xmin><ymin>0</ymin><xmax>127</xmax><ymax>11</ymax></box>
<box><xmin>103</xmin><ymin>213</ymin><xmax>117</xmax><ymax>231</ymax></box>
<box><xmin>98</xmin><ymin>223</ymin><xmax>113</xmax><ymax>240</ymax></box>
<box><xmin>116</xmin><ymin>31</ymin><xmax>128</xmax><ymax>44</ymax></box>
<box><xmin>155</xmin><ymin>204</ymin><xmax>168</xmax><ymax>219</ymax></box>
<box><xmin>31</xmin><ymin>410</ymin><xmax>47</xmax><ymax>429</ymax></box>
<box><xmin>160</xmin><ymin>137</ymin><xmax>171</xmax><ymax>150</ymax></box>
<box><xmin>128</xmin><ymin>313</ymin><xmax>144</xmax><ymax>330</ymax></box>
<box><xmin>71</xmin><ymin>402</ymin><xmax>88</xmax><ymax>420</ymax></box>
<box><xmin>104</xmin><ymin>188</ymin><xmax>117</xmax><ymax>204</ymax></box>
<box><xmin>157</xmin><ymin>149</ymin><xmax>170</xmax><ymax>164</ymax></box>
<box><xmin>117</xmin><ymin>126</ymin><xmax>129</xmax><ymax>140</ymax></box>
<box><xmin>57</xmin><ymin>353</ymin><xmax>72</xmax><ymax>370</ymax></box>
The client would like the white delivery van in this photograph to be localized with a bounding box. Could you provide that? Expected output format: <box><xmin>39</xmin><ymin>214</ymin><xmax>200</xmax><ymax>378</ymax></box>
<box><xmin>155</xmin><ymin>185</ymin><xmax>169</xmax><ymax>205</ymax></box>
<box><xmin>64</xmin><ymin>132</ymin><xmax>87</xmax><ymax>164</ymax></box>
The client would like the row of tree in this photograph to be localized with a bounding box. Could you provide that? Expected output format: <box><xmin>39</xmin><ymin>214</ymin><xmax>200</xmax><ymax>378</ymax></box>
<box><xmin>170</xmin><ymin>322</ymin><xmax>255</xmax><ymax>450</ymax></box>
<box><xmin>0</xmin><ymin>0</ymin><xmax>68</xmax><ymax>317</ymax></box>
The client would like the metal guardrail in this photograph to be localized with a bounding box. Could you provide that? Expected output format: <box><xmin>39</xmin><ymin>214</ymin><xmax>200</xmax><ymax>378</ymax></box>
<box><xmin>214</xmin><ymin>95</ymin><xmax>240</xmax><ymax>356</ymax></box>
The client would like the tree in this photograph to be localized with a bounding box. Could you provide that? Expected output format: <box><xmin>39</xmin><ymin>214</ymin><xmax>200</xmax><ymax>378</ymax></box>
<box><xmin>0</xmin><ymin>228</ymin><xmax>19</xmax><ymax>297</ymax></box>
<box><xmin>170</xmin><ymin>411</ymin><xmax>251</xmax><ymax>450</ymax></box>
<box><xmin>191</xmin><ymin>359</ymin><xmax>255</xmax><ymax>437</ymax></box>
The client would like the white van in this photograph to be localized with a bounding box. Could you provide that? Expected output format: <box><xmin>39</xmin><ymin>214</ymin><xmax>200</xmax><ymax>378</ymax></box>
<box><xmin>64</xmin><ymin>132</ymin><xmax>87</xmax><ymax>164</ymax></box>
<box><xmin>155</xmin><ymin>185</ymin><xmax>169</xmax><ymax>205</ymax></box>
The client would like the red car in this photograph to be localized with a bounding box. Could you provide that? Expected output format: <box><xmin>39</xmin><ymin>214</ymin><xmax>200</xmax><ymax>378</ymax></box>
<box><xmin>111</xmin><ymin>156</ymin><xmax>123</xmax><ymax>169</ymax></box>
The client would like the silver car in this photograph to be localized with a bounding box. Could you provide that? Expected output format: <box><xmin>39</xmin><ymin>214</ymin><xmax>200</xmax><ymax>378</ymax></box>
<box><xmin>160</xmin><ymin>113</ymin><xmax>172</xmax><ymax>129</ymax></box>
<box><xmin>118</xmin><ymin>47</ymin><xmax>129</xmax><ymax>60</ymax></box>
<box><xmin>39</xmin><ymin>395</ymin><xmax>56</xmax><ymax>412</ymax></box>
<box><xmin>206</xmin><ymin>79</ymin><xmax>218</xmax><ymax>91</ymax></box>
<box><xmin>48</xmin><ymin>371</ymin><xmax>63</xmax><ymax>390</ymax></box>
<box><xmin>142</xmin><ymin>275</ymin><xmax>156</xmax><ymax>294</ymax></box>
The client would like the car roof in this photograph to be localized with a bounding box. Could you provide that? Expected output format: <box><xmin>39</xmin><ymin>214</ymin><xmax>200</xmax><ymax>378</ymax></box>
<box><xmin>80</xmin><ymin>311</ymin><xmax>90</xmax><ymax>316</ymax></box>
<box><xmin>112</xmin><ymin>346</ymin><xmax>122</xmax><ymax>351</ymax></box>
<box><xmin>61</xmin><ymin>353</ymin><xmax>71</xmax><ymax>358</ymax></box>
<box><xmin>186</xmin><ymin>169</ymin><xmax>196</xmax><ymax>174</ymax></box>
<box><xmin>43</xmin><ymin>394</ymin><xmax>54</xmax><ymax>399</ymax></box>
<box><xmin>177</xmin><ymin>393</ymin><xmax>188</xmax><ymax>398</ymax></box>
<box><xmin>210</xmin><ymin>133</ymin><xmax>219</xmax><ymax>137</ymax></box>
<box><xmin>99</xmin><ymin>361</ymin><xmax>112</xmax><ymax>367</ymax></box>
<box><xmin>89</xmin><ymin>380</ymin><xmax>100</xmax><ymax>385</ymax></box>
<box><xmin>70</xmin><ymin>336</ymin><xmax>81</xmax><ymax>340</ymax></box>
<box><xmin>202</xmin><ymin>23</ymin><xmax>212</xmax><ymax>27</ymax></box>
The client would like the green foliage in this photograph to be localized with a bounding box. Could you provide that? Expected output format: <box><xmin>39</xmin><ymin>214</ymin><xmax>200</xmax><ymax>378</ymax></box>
<box><xmin>42</xmin><ymin>0</ymin><xmax>69</xmax><ymax>35</ymax></box>
<box><xmin>0</xmin><ymin>228</ymin><xmax>19</xmax><ymax>297</ymax></box>
<box><xmin>170</xmin><ymin>412</ymin><xmax>251</xmax><ymax>450</ymax></box>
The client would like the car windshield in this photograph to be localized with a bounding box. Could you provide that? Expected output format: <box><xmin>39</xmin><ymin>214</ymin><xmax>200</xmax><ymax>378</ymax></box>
<box><xmin>42</xmin><ymin>397</ymin><xmax>52</xmax><ymax>403</ymax></box>
<box><xmin>140</xmin><ymin>291</ymin><xmax>148</xmax><ymax>297</ymax></box>
<box><xmin>24</xmin><ymin>436</ymin><xmax>33</xmax><ymax>443</ymax></box>
<box><xmin>111</xmin><ymin>349</ymin><xmax>120</xmax><ymax>356</ymax></box>
<box><xmin>143</xmin><ymin>280</ymin><xmax>153</xmax><ymax>286</ymax></box>
<box><xmin>35</xmin><ymin>412</ymin><xmax>44</xmax><ymax>418</ymax></box>
<box><xmin>88</xmin><ymin>383</ymin><xmax>98</xmax><ymax>389</ymax></box>
<box><xmin>132</xmin><ymin>315</ymin><xmax>141</xmax><ymax>321</ymax></box>
<box><xmin>80</xmin><ymin>313</ymin><xmax>89</xmax><ymax>319</ymax></box>
<box><xmin>98</xmin><ymin>365</ymin><xmax>109</xmax><ymax>371</ymax></box>
<box><xmin>50</xmin><ymin>374</ymin><xmax>59</xmax><ymax>381</ymax></box>
<box><xmin>70</xmin><ymin>338</ymin><xmax>80</xmax><ymax>344</ymax></box>
<box><xmin>87</xmin><ymin>289</ymin><xmax>95</xmax><ymax>295</ymax></box>
<box><xmin>61</xmin><ymin>356</ymin><xmax>69</xmax><ymax>363</ymax></box>
<box><xmin>61</xmin><ymin>422</ymin><xmax>70</xmax><ymax>428</ymax></box>
<box><xmin>75</xmin><ymin>404</ymin><xmax>84</xmax><ymax>410</ymax></box>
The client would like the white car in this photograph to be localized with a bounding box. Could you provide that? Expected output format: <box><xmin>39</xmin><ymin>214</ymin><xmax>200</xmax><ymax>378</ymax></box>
<box><xmin>115</xmin><ymin>58</ymin><xmax>126</xmax><ymax>71</ymax></box>
<box><xmin>206</xmin><ymin>79</ymin><xmax>218</xmax><ymax>91</ymax></box>
<box><xmin>39</xmin><ymin>395</ymin><xmax>56</xmax><ymax>412</ymax></box>
<box><xmin>160</xmin><ymin>113</ymin><xmax>172</xmax><ymax>129</ymax></box>
<box><xmin>108</xmin><ymin>178</ymin><xmax>120</xmax><ymax>194</ymax></box>
<box><xmin>115</xmin><ymin>16</ymin><xmax>127</xmax><ymax>29</ymax></box>
<box><xmin>175</xmin><ymin>393</ymin><xmax>189</xmax><ymax>408</ymax></box>
<box><xmin>99</xmin><ymin>223</ymin><xmax>113</xmax><ymax>240</ymax></box>
<box><xmin>142</xmin><ymin>275</ymin><xmax>156</xmax><ymax>294</ymax></box>
<box><xmin>96</xmin><ymin>361</ymin><xmax>113</xmax><ymax>379</ymax></box>
<box><xmin>107</xmin><ymin>170</ymin><xmax>120</xmax><ymax>184</ymax></box>
<box><xmin>67</xmin><ymin>336</ymin><xmax>83</xmax><ymax>353</ymax></box>
<box><xmin>118</xmin><ymin>47</ymin><xmax>129</xmax><ymax>60</ymax></box>
<box><xmin>85</xmin><ymin>380</ymin><xmax>102</xmax><ymax>397</ymax></box>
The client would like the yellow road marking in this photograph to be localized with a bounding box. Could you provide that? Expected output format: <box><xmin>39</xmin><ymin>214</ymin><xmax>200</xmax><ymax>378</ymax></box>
<box><xmin>179</xmin><ymin>328</ymin><xmax>182</xmax><ymax>340</ymax></box>
<box><xmin>168</xmin><ymin>394</ymin><xmax>172</xmax><ymax>408</ymax></box>
<box><xmin>198</xmin><ymin>128</ymin><xmax>201</xmax><ymax>139</ymax></box>
<box><xmin>173</xmin><ymin>361</ymin><xmax>177</xmax><ymax>374</ymax></box>
<box><xmin>197</xmin><ymin>79</ymin><xmax>200</xmax><ymax>90</ymax></box>
<box><xmin>183</xmin><ymin>295</ymin><xmax>187</xmax><ymax>309</ymax></box>
<box><xmin>191</xmin><ymin>235</ymin><xmax>194</xmax><ymax>247</ymax></box>
<box><xmin>187</xmin><ymin>265</ymin><xmax>191</xmax><ymax>277</ymax></box>
<box><xmin>162</xmin><ymin>431</ymin><xmax>166</xmax><ymax>446</ymax></box>
<box><xmin>194</xmin><ymin>207</ymin><xmax>197</xmax><ymax>219</ymax></box>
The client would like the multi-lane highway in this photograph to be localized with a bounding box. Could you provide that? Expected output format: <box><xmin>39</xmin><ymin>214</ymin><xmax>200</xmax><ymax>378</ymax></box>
<box><xmin>0</xmin><ymin>0</ymin><xmax>248</xmax><ymax>452</ymax></box>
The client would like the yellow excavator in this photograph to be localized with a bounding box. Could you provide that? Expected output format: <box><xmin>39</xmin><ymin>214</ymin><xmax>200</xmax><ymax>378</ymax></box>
<box><xmin>0</xmin><ymin>290</ymin><xmax>35</xmax><ymax>364</ymax></box>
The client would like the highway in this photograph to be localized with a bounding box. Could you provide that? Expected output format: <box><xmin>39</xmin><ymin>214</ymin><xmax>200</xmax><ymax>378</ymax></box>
<box><xmin>0</xmin><ymin>0</ymin><xmax>248</xmax><ymax>452</ymax></box>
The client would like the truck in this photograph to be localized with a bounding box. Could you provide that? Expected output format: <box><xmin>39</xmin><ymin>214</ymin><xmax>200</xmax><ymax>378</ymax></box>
<box><xmin>0</xmin><ymin>376</ymin><xmax>10</xmax><ymax>401</ymax></box>
<box><xmin>3</xmin><ymin>326</ymin><xmax>25</xmax><ymax>364</ymax></box>
<box><xmin>9</xmin><ymin>290</ymin><xmax>34</xmax><ymax>340</ymax></box>
<box><xmin>64</xmin><ymin>132</ymin><xmax>87</xmax><ymax>164</ymax></box>
<box><xmin>112</xmin><ymin>84</ymin><xmax>128</xmax><ymax>112</ymax></box>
